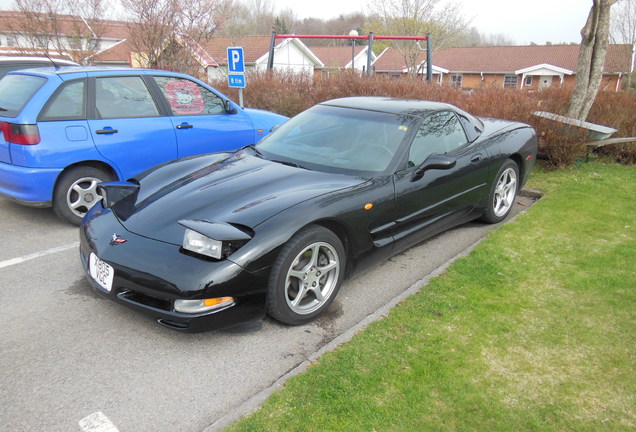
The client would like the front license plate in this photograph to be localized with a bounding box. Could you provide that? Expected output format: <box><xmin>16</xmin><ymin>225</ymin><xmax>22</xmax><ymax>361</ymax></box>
<box><xmin>89</xmin><ymin>253</ymin><xmax>114</xmax><ymax>292</ymax></box>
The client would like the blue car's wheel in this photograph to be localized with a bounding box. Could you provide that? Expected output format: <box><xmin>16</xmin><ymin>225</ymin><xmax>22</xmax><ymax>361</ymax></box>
<box><xmin>53</xmin><ymin>166</ymin><xmax>112</xmax><ymax>225</ymax></box>
<box><xmin>267</xmin><ymin>225</ymin><xmax>345</xmax><ymax>325</ymax></box>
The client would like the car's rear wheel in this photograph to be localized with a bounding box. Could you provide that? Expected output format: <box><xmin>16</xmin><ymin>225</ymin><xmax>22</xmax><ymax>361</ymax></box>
<box><xmin>267</xmin><ymin>225</ymin><xmax>345</xmax><ymax>325</ymax></box>
<box><xmin>481</xmin><ymin>159</ymin><xmax>519</xmax><ymax>224</ymax></box>
<box><xmin>53</xmin><ymin>166</ymin><xmax>112</xmax><ymax>225</ymax></box>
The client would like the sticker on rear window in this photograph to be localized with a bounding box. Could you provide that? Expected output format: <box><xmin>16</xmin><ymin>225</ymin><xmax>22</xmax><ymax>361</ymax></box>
<box><xmin>165</xmin><ymin>80</ymin><xmax>204</xmax><ymax>114</ymax></box>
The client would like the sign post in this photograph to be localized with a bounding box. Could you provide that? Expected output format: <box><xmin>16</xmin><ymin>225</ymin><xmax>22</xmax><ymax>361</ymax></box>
<box><xmin>227</xmin><ymin>47</ymin><xmax>246</xmax><ymax>108</ymax></box>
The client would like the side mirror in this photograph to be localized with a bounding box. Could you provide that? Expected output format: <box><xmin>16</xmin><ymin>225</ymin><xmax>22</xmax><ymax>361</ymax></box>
<box><xmin>224</xmin><ymin>100</ymin><xmax>238</xmax><ymax>114</ymax></box>
<box><xmin>411</xmin><ymin>154</ymin><xmax>456</xmax><ymax>182</ymax></box>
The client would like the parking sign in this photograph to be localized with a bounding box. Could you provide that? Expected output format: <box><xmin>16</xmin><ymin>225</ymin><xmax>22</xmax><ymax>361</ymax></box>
<box><xmin>227</xmin><ymin>47</ymin><xmax>245</xmax><ymax>73</ymax></box>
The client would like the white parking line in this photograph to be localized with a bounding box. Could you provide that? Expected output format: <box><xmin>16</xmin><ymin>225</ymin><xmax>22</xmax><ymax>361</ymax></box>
<box><xmin>79</xmin><ymin>412</ymin><xmax>120</xmax><ymax>432</ymax></box>
<box><xmin>0</xmin><ymin>242</ymin><xmax>80</xmax><ymax>270</ymax></box>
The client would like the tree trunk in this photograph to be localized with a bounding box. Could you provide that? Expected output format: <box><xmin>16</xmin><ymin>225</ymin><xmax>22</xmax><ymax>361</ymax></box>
<box><xmin>567</xmin><ymin>0</ymin><xmax>618</xmax><ymax>121</ymax></box>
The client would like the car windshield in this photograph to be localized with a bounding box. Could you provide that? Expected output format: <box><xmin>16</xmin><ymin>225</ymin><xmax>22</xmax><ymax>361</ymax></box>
<box><xmin>256</xmin><ymin>104</ymin><xmax>415</xmax><ymax>174</ymax></box>
<box><xmin>0</xmin><ymin>74</ymin><xmax>46</xmax><ymax>118</ymax></box>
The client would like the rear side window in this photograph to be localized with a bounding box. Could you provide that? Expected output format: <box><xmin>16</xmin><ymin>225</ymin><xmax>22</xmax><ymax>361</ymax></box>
<box><xmin>39</xmin><ymin>79</ymin><xmax>85</xmax><ymax>121</ymax></box>
<box><xmin>95</xmin><ymin>76</ymin><xmax>160</xmax><ymax>119</ymax></box>
<box><xmin>0</xmin><ymin>74</ymin><xmax>46</xmax><ymax>118</ymax></box>
<box><xmin>152</xmin><ymin>76</ymin><xmax>225</xmax><ymax>116</ymax></box>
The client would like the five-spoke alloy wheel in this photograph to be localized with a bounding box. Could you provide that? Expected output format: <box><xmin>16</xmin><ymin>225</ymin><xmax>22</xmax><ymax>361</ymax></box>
<box><xmin>481</xmin><ymin>159</ymin><xmax>519</xmax><ymax>224</ymax></box>
<box><xmin>267</xmin><ymin>225</ymin><xmax>345</xmax><ymax>325</ymax></box>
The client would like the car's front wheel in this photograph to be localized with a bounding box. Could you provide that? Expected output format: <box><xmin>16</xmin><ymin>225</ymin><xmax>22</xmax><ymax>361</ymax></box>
<box><xmin>53</xmin><ymin>166</ymin><xmax>113</xmax><ymax>225</ymax></box>
<box><xmin>481</xmin><ymin>159</ymin><xmax>519</xmax><ymax>224</ymax></box>
<box><xmin>267</xmin><ymin>225</ymin><xmax>345</xmax><ymax>325</ymax></box>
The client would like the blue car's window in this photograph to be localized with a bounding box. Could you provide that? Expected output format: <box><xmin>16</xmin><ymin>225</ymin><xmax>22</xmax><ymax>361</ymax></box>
<box><xmin>257</xmin><ymin>104</ymin><xmax>415</xmax><ymax>174</ymax></box>
<box><xmin>0</xmin><ymin>74</ymin><xmax>46</xmax><ymax>118</ymax></box>
<box><xmin>40</xmin><ymin>80</ymin><xmax>85</xmax><ymax>121</ymax></box>
<box><xmin>408</xmin><ymin>111</ymin><xmax>468</xmax><ymax>166</ymax></box>
<box><xmin>95</xmin><ymin>76</ymin><xmax>160</xmax><ymax>119</ymax></box>
<box><xmin>152</xmin><ymin>76</ymin><xmax>225</xmax><ymax>116</ymax></box>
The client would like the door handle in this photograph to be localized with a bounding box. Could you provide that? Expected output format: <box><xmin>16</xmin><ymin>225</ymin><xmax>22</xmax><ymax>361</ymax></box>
<box><xmin>96</xmin><ymin>128</ymin><xmax>118</xmax><ymax>134</ymax></box>
<box><xmin>471</xmin><ymin>154</ymin><xmax>483</xmax><ymax>163</ymax></box>
<box><xmin>176</xmin><ymin>123</ymin><xmax>193</xmax><ymax>129</ymax></box>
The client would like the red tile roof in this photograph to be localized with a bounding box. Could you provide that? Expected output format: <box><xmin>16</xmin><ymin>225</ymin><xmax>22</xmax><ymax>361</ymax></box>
<box><xmin>309</xmin><ymin>45</ymin><xmax>366</xmax><ymax>68</ymax></box>
<box><xmin>201</xmin><ymin>36</ymin><xmax>273</xmax><ymax>64</ymax></box>
<box><xmin>373</xmin><ymin>44</ymin><xmax>634</xmax><ymax>74</ymax></box>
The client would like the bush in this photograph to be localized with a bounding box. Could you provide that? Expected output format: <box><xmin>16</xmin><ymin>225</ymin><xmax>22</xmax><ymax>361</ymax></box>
<box><xmin>212</xmin><ymin>72</ymin><xmax>636</xmax><ymax>167</ymax></box>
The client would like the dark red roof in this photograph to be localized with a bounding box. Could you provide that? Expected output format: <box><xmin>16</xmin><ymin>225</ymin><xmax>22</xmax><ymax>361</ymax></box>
<box><xmin>372</xmin><ymin>44</ymin><xmax>634</xmax><ymax>74</ymax></box>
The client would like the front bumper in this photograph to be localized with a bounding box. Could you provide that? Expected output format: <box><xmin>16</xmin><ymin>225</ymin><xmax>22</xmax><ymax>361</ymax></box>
<box><xmin>80</xmin><ymin>206</ymin><xmax>268</xmax><ymax>332</ymax></box>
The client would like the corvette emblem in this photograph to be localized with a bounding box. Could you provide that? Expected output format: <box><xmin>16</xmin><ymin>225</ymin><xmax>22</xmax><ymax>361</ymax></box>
<box><xmin>110</xmin><ymin>234</ymin><xmax>127</xmax><ymax>245</ymax></box>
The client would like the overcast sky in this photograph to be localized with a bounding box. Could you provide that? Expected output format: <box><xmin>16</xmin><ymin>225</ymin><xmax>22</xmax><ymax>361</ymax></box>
<box><xmin>273</xmin><ymin>0</ymin><xmax>593</xmax><ymax>45</ymax></box>
<box><xmin>0</xmin><ymin>0</ymin><xmax>593</xmax><ymax>45</ymax></box>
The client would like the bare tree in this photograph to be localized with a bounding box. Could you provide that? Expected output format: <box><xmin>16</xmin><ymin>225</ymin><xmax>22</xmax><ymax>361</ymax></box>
<box><xmin>567</xmin><ymin>0</ymin><xmax>618</xmax><ymax>121</ymax></box>
<box><xmin>217</xmin><ymin>0</ymin><xmax>277</xmax><ymax>39</ymax></box>
<box><xmin>367</xmin><ymin>0</ymin><xmax>468</xmax><ymax>76</ymax></box>
<box><xmin>122</xmin><ymin>0</ymin><xmax>231</xmax><ymax>75</ymax></box>
<box><xmin>610</xmin><ymin>0</ymin><xmax>636</xmax><ymax>87</ymax></box>
<box><xmin>5</xmin><ymin>0</ymin><xmax>110</xmax><ymax>63</ymax></box>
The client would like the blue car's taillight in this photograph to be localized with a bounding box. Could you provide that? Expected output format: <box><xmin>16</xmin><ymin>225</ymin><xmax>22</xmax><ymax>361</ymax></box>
<box><xmin>0</xmin><ymin>122</ymin><xmax>40</xmax><ymax>145</ymax></box>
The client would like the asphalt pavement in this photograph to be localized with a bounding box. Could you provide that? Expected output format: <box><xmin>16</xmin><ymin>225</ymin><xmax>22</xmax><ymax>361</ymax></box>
<box><xmin>0</xmin><ymin>192</ymin><xmax>537</xmax><ymax>432</ymax></box>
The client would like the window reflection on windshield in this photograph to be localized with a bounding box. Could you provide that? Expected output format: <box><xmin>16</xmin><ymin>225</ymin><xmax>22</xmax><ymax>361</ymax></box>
<box><xmin>256</xmin><ymin>105</ymin><xmax>414</xmax><ymax>174</ymax></box>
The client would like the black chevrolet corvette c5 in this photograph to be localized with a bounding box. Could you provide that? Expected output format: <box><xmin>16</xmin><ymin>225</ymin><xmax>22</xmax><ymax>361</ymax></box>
<box><xmin>79</xmin><ymin>97</ymin><xmax>537</xmax><ymax>332</ymax></box>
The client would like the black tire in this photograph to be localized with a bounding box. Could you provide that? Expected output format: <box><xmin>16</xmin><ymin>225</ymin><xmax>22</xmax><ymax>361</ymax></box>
<box><xmin>480</xmin><ymin>159</ymin><xmax>519</xmax><ymax>224</ymax></box>
<box><xmin>267</xmin><ymin>225</ymin><xmax>345</xmax><ymax>325</ymax></box>
<box><xmin>53</xmin><ymin>166</ymin><xmax>113</xmax><ymax>225</ymax></box>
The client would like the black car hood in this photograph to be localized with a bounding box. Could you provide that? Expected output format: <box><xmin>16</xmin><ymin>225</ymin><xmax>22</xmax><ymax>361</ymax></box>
<box><xmin>115</xmin><ymin>151</ymin><xmax>365</xmax><ymax>245</ymax></box>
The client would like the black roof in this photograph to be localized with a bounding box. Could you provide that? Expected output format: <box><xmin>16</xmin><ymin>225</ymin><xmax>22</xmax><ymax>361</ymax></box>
<box><xmin>321</xmin><ymin>97</ymin><xmax>455</xmax><ymax>116</ymax></box>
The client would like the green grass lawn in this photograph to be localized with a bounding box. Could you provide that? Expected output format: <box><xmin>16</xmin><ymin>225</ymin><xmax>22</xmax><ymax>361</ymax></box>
<box><xmin>226</xmin><ymin>161</ymin><xmax>636</xmax><ymax>432</ymax></box>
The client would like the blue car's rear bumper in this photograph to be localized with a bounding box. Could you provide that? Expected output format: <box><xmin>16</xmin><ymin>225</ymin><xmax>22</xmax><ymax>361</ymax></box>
<box><xmin>0</xmin><ymin>161</ymin><xmax>60</xmax><ymax>206</ymax></box>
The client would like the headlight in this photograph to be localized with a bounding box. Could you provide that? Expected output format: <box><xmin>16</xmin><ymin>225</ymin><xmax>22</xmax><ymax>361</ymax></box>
<box><xmin>179</xmin><ymin>220</ymin><xmax>253</xmax><ymax>260</ymax></box>
<box><xmin>183</xmin><ymin>228</ymin><xmax>223</xmax><ymax>259</ymax></box>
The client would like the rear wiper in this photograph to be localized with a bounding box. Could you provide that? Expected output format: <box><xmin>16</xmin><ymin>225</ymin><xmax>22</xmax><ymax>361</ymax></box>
<box><xmin>0</xmin><ymin>107</ymin><xmax>7</xmax><ymax>112</ymax></box>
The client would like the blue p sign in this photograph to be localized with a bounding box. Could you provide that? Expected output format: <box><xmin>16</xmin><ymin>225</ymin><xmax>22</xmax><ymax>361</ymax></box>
<box><xmin>227</xmin><ymin>47</ymin><xmax>245</xmax><ymax>73</ymax></box>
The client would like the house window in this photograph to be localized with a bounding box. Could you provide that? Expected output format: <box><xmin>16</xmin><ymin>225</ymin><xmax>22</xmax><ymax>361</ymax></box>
<box><xmin>504</xmin><ymin>75</ymin><xmax>518</xmax><ymax>88</ymax></box>
<box><xmin>450</xmin><ymin>74</ymin><xmax>462</xmax><ymax>87</ymax></box>
<box><xmin>525</xmin><ymin>76</ymin><xmax>533</xmax><ymax>86</ymax></box>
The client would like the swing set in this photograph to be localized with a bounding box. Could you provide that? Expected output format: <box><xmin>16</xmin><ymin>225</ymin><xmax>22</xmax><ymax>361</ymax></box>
<box><xmin>266</xmin><ymin>32</ymin><xmax>433</xmax><ymax>81</ymax></box>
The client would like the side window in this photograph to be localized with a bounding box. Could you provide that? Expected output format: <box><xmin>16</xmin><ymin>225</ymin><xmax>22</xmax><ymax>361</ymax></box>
<box><xmin>40</xmin><ymin>80</ymin><xmax>85</xmax><ymax>121</ymax></box>
<box><xmin>95</xmin><ymin>76</ymin><xmax>159</xmax><ymax>119</ymax></box>
<box><xmin>408</xmin><ymin>111</ymin><xmax>468</xmax><ymax>167</ymax></box>
<box><xmin>457</xmin><ymin>114</ymin><xmax>481</xmax><ymax>142</ymax></box>
<box><xmin>153</xmin><ymin>76</ymin><xmax>225</xmax><ymax>116</ymax></box>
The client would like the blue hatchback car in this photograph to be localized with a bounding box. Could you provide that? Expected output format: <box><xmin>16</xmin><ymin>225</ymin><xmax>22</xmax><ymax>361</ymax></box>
<box><xmin>0</xmin><ymin>66</ymin><xmax>288</xmax><ymax>224</ymax></box>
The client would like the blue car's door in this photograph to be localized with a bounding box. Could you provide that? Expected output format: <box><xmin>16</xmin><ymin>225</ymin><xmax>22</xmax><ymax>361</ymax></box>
<box><xmin>150</xmin><ymin>76</ymin><xmax>254</xmax><ymax>158</ymax></box>
<box><xmin>87</xmin><ymin>75</ymin><xmax>177</xmax><ymax>180</ymax></box>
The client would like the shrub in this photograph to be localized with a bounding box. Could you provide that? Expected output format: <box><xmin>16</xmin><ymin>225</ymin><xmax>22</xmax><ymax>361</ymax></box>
<box><xmin>212</xmin><ymin>73</ymin><xmax>636</xmax><ymax>167</ymax></box>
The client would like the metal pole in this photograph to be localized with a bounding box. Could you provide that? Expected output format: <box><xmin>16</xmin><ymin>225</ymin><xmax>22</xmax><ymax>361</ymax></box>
<box><xmin>366</xmin><ymin>32</ymin><xmax>374</xmax><ymax>77</ymax></box>
<box><xmin>239</xmin><ymin>88</ymin><xmax>244</xmax><ymax>108</ymax></box>
<box><xmin>267</xmin><ymin>31</ymin><xmax>276</xmax><ymax>71</ymax></box>
<box><xmin>426</xmin><ymin>33</ymin><xmax>432</xmax><ymax>82</ymax></box>
<box><xmin>352</xmin><ymin>39</ymin><xmax>355</xmax><ymax>73</ymax></box>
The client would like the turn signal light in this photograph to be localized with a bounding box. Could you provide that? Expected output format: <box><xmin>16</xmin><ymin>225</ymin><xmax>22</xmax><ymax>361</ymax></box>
<box><xmin>204</xmin><ymin>297</ymin><xmax>234</xmax><ymax>307</ymax></box>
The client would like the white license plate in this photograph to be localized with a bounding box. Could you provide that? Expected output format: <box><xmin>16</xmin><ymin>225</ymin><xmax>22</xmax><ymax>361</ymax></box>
<box><xmin>89</xmin><ymin>253</ymin><xmax>114</xmax><ymax>292</ymax></box>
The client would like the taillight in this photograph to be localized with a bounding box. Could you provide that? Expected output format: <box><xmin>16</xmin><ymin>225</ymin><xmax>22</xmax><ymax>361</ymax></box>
<box><xmin>0</xmin><ymin>122</ymin><xmax>40</xmax><ymax>145</ymax></box>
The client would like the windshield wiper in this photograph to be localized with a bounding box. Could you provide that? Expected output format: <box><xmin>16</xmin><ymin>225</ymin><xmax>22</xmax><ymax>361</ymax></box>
<box><xmin>242</xmin><ymin>144</ymin><xmax>264</xmax><ymax>158</ymax></box>
<box><xmin>271</xmin><ymin>159</ymin><xmax>308</xmax><ymax>170</ymax></box>
<box><xmin>0</xmin><ymin>107</ymin><xmax>7</xmax><ymax>112</ymax></box>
